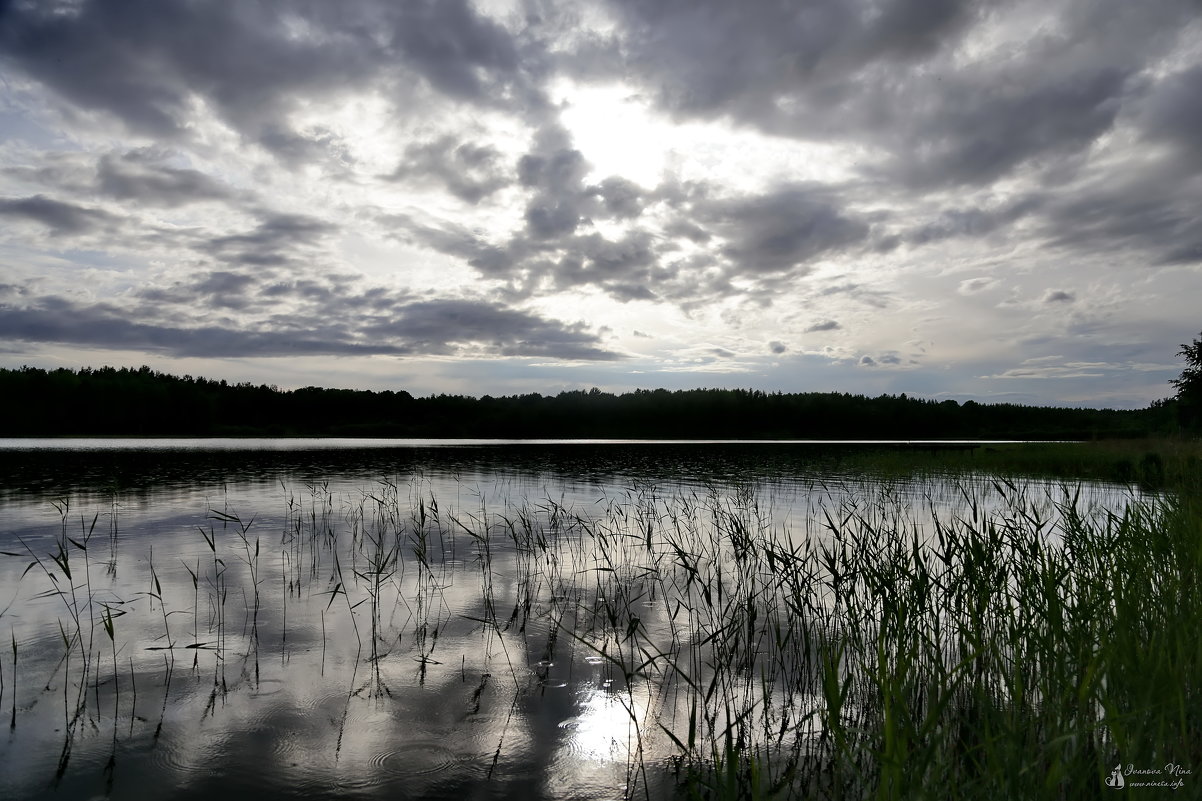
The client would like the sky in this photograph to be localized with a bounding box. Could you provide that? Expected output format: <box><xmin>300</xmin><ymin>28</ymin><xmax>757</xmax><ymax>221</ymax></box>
<box><xmin>0</xmin><ymin>0</ymin><xmax>1199</xmax><ymax>408</ymax></box>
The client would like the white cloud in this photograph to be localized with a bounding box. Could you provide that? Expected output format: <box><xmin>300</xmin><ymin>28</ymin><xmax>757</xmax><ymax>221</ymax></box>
<box><xmin>0</xmin><ymin>0</ymin><xmax>1196</xmax><ymax>407</ymax></box>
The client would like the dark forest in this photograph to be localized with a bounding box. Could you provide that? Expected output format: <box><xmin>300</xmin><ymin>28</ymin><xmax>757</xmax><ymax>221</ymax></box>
<box><xmin>0</xmin><ymin>365</ymin><xmax>1180</xmax><ymax>439</ymax></box>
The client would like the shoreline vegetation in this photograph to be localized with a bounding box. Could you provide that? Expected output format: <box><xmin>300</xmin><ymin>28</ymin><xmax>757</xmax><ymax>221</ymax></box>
<box><xmin>847</xmin><ymin>439</ymin><xmax>1201</xmax><ymax>492</ymax></box>
<box><xmin>3</xmin><ymin>465</ymin><xmax>1198</xmax><ymax>799</ymax></box>
<box><xmin>0</xmin><ymin>365</ymin><xmax>1184</xmax><ymax>439</ymax></box>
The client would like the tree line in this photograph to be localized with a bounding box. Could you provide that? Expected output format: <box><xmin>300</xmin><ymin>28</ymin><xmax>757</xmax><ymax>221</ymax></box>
<box><xmin>0</xmin><ymin>364</ymin><xmax>1186</xmax><ymax>439</ymax></box>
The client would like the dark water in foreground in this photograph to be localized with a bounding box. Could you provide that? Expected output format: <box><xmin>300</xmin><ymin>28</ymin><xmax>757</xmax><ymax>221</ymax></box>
<box><xmin>0</xmin><ymin>440</ymin><xmax>1140</xmax><ymax>799</ymax></box>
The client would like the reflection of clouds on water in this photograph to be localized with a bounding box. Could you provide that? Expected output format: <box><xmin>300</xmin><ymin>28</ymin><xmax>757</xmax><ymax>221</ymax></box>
<box><xmin>0</xmin><ymin>441</ymin><xmax>1154</xmax><ymax>800</ymax></box>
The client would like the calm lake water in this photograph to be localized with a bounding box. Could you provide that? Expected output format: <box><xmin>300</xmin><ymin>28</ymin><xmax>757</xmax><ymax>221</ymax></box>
<box><xmin>0</xmin><ymin>439</ymin><xmax>1145</xmax><ymax>800</ymax></box>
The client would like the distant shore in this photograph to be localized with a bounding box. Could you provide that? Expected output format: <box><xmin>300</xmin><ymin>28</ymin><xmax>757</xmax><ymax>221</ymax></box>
<box><xmin>0</xmin><ymin>365</ymin><xmax>1180</xmax><ymax>440</ymax></box>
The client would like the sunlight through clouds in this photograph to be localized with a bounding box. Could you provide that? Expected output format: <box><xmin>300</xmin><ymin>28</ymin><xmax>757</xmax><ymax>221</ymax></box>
<box><xmin>0</xmin><ymin>0</ymin><xmax>1197</xmax><ymax>407</ymax></box>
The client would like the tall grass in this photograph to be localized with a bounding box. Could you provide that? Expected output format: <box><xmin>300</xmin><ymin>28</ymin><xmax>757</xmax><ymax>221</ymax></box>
<box><xmin>5</xmin><ymin>465</ymin><xmax>1198</xmax><ymax>800</ymax></box>
<box><xmin>509</xmin><ymin>479</ymin><xmax>1202</xmax><ymax>799</ymax></box>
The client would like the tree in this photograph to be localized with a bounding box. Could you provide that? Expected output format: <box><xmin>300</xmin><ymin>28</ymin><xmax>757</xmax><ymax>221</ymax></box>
<box><xmin>1171</xmin><ymin>332</ymin><xmax>1202</xmax><ymax>429</ymax></box>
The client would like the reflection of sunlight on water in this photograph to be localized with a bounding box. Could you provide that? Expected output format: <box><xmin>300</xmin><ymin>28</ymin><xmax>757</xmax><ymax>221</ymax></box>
<box><xmin>544</xmin><ymin>685</ymin><xmax>651</xmax><ymax>800</ymax></box>
<box><xmin>559</xmin><ymin>687</ymin><xmax>642</xmax><ymax>763</ymax></box>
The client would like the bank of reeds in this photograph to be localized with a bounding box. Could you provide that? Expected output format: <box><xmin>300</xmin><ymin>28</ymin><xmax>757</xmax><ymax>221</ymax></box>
<box><xmin>510</xmin><ymin>480</ymin><xmax>1202</xmax><ymax>799</ymax></box>
<box><xmin>6</xmin><ymin>468</ymin><xmax>1198</xmax><ymax>800</ymax></box>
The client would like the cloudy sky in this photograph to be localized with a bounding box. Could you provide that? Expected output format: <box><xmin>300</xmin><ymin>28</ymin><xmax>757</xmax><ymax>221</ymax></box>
<box><xmin>1</xmin><ymin>0</ymin><xmax>1199</xmax><ymax>407</ymax></box>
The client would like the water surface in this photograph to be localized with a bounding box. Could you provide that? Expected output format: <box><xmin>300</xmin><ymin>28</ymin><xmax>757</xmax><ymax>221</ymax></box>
<box><xmin>0</xmin><ymin>439</ymin><xmax>1139</xmax><ymax>799</ymax></box>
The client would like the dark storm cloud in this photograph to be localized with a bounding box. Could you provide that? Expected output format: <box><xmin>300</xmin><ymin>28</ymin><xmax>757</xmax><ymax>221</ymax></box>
<box><xmin>215</xmin><ymin>213</ymin><xmax>339</xmax><ymax>248</ymax></box>
<box><xmin>518</xmin><ymin>124</ymin><xmax>593</xmax><ymax>240</ymax></box>
<box><xmin>395</xmin><ymin>177</ymin><xmax>858</xmax><ymax>306</ymax></box>
<box><xmin>193</xmin><ymin>271</ymin><xmax>256</xmax><ymax>296</ymax></box>
<box><xmin>876</xmin><ymin>64</ymin><xmax>1132</xmax><ymax>188</ymax></box>
<box><xmin>1038</xmin><ymin>167</ymin><xmax>1202</xmax><ymax>266</ymax></box>
<box><xmin>538</xmin><ymin>0</ymin><xmax>1201</xmax><ymax>292</ymax></box>
<box><xmin>255</xmin><ymin>125</ymin><xmax>354</xmax><ymax>170</ymax></box>
<box><xmin>1138</xmin><ymin>65</ymin><xmax>1202</xmax><ymax>170</ymax></box>
<box><xmin>555</xmin><ymin>231</ymin><xmax>660</xmax><ymax>289</ymax></box>
<box><xmin>170</xmin><ymin>270</ymin><xmax>262</xmax><ymax>310</ymax></box>
<box><xmin>390</xmin><ymin>136</ymin><xmax>511</xmax><ymax>204</ymax></box>
<box><xmin>661</xmin><ymin>219</ymin><xmax>711</xmax><ymax>244</ymax></box>
<box><xmin>4</xmin><ymin>0</ymin><xmax>1193</xmax><ymax>205</ymax></box>
<box><xmin>2</xmin><ymin>149</ymin><xmax>236</xmax><ymax>214</ymax></box>
<box><xmin>2</xmin><ymin>155</ymin><xmax>94</xmax><ymax>195</ymax></box>
<box><xmin>395</xmin><ymin>160</ymin><xmax>890</xmax><ymax>309</ymax></box>
<box><xmin>136</xmin><ymin>287</ymin><xmax>191</xmax><ymax>306</ymax></box>
<box><xmin>397</xmin><ymin>209</ymin><xmax>674</xmax><ymax>304</ymax></box>
<box><xmin>0</xmin><ymin>293</ymin><xmax>620</xmax><ymax>361</ymax></box>
<box><xmin>591</xmin><ymin>177</ymin><xmax>644</xmax><ymax>219</ymax></box>
<box><xmin>137</xmin><ymin>269</ymin><xmax>342</xmax><ymax>313</ymax></box>
<box><xmin>562</xmin><ymin>0</ymin><xmax>981</xmax><ymax>145</ymax></box>
<box><xmin>389</xmin><ymin>0</ymin><xmax>532</xmax><ymax>103</ymax></box>
<box><xmin>384</xmin><ymin>123</ymin><xmax>670</xmax><ymax>304</ymax></box>
<box><xmin>604</xmin><ymin>284</ymin><xmax>657</xmax><ymax>303</ymax></box>
<box><xmin>907</xmin><ymin>197</ymin><xmax>1042</xmax><ymax>246</ymax></box>
<box><xmin>380</xmin><ymin>212</ymin><xmax>529</xmax><ymax>280</ymax></box>
<box><xmin>140</xmin><ymin>268</ymin><xmax>393</xmax><ymax>319</ymax></box>
<box><xmin>512</xmin><ymin>123</ymin><xmax>649</xmax><ymax>243</ymax></box>
<box><xmin>1043</xmin><ymin>290</ymin><xmax>1075</xmax><ymax>303</ymax></box>
<box><xmin>524</xmin><ymin>195</ymin><xmax>584</xmax><ymax>240</ymax></box>
<box><xmin>258</xmin><ymin>278</ymin><xmax>360</xmax><ymax>306</ymax></box>
<box><xmin>769</xmin><ymin>341</ymin><xmax>787</xmax><ymax>354</ymax></box>
<box><xmin>691</xmin><ymin>185</ymin><xmax>870</xmax><ymax>274</ymax></box>
<box><xmin>1161</xmin><ymin>239</ymin><xmax>1202</xmax><ymax>267</ymax></box>
<box><xmin>0</xmin><ymin>194</ymin><xmax>119</xmax><ymax>234</ymax></box>
<box><xmin>360</xmin><ymin>298</ymin><xmax>621</xmax><ymax>360</ymax></box>
<box><xmin>97</xmin><ymin>149</ymin><xmax>234</xmax><ymax>206</ymax></box>
<box><xmin>0</xmin><ymin>297</ymin><xmax>383</xmax><ymax>358</ymax></box>
<box><xmin>565</xmin><ymin>0</ymin><xmax>1195</xmax><ymax>190</ymax></box>
<box><xmin>862</xmin><ymin>0</ymin><xmax>973</xmax><ymax>58</ymax></box>
<box><xmin>0</xmin><ymin>0</ymin><xmax>368</xmax><ymax>140</ymax></box>
<box><xmin>592</xmin><ymin>0</ymin><xmax>868</xmax><ymax>118</ymax></box>
<box><xmin>0</xmin><ymin>0</ymin><xmax>543</xmax><ymax>152</ymax></box>
<box><xmin>202</xmin><ymin>213</ymin><xmax>338</xmax><ymax>267</ymax></box>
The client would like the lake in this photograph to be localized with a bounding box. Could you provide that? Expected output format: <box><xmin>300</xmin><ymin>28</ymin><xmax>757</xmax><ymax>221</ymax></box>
<box><xmin>0</xmin><ymin>439</ymin><xmax>1150</xmax><ymax>799</ymax></box>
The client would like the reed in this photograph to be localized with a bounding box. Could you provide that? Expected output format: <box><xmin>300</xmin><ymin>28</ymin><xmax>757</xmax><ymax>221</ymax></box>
<box><xmin>5</xmin><ymin>459</ymin><xmax>1197</xmax><ymax>800</ymax></box>
<box><xmin>505</xmin><ymin>477</ymin><xmax>1202</xmax><ymax>800</ymax></box>
<box><xmin>9</xmin><ymin>629</ymin><xmax>14</xmax><ymax>729</ymax></box>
